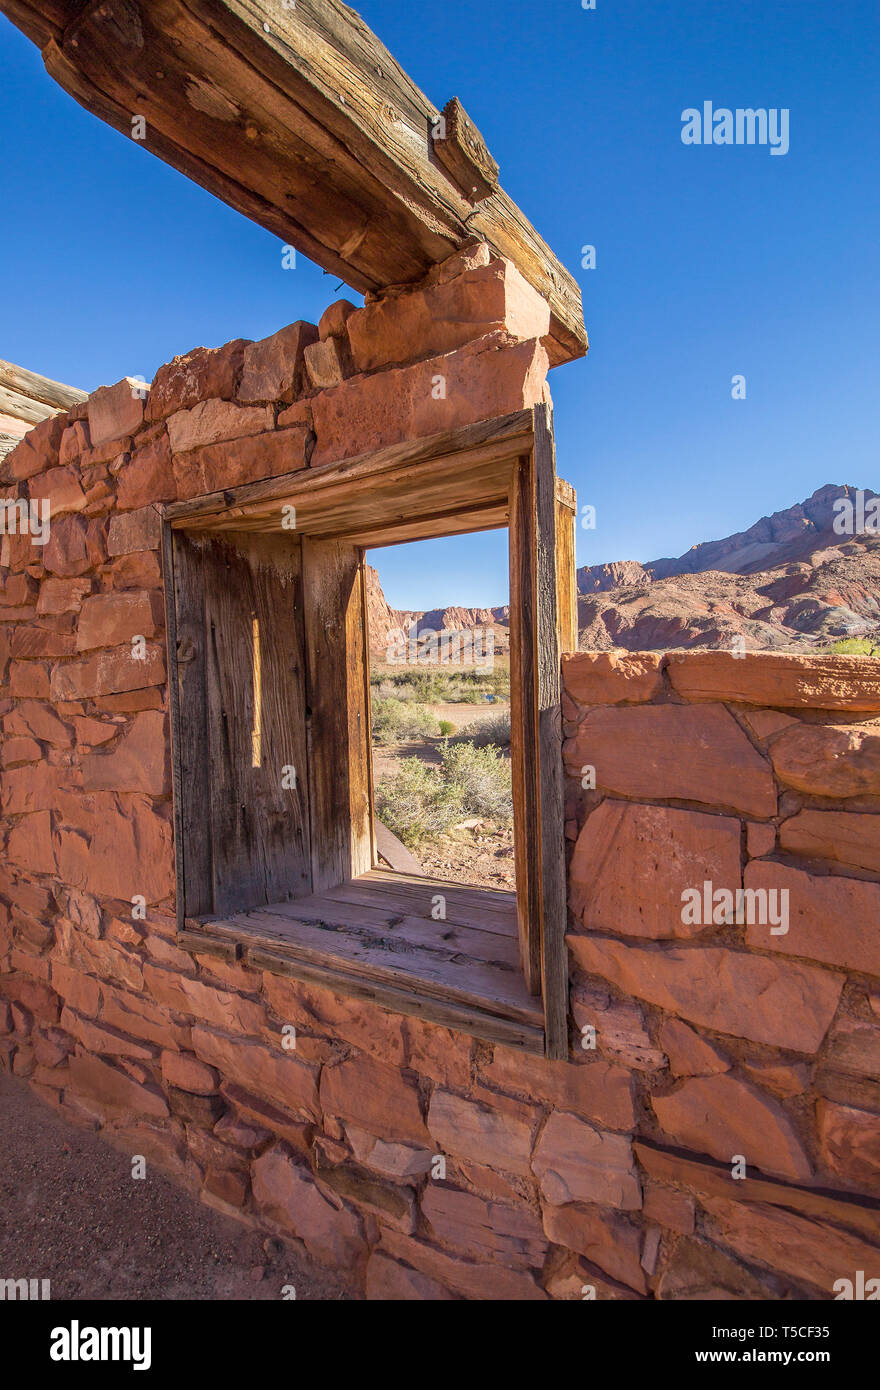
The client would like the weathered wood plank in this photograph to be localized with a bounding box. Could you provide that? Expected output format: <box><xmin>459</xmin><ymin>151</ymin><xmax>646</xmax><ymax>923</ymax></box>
<box><xmin>508</xmin><ymin>453</ymin><xmax>542</xmax><ymax>996</ymax></box>
<box><xmin>373</xmin><ymin>818</ymin><xmax>423</xmax><ymax>875</ymax></box>
<box><xmin>302</xmin><ymin>539</ymin><xmax>372</xmax><ymax>892</ymax></box>
<box><xmin>202</xmin><ymin>532</ymin><xmax>311</xmax><ymax>914</ymax></box>
<box><xmin>214</xmin><ymin>905</ymin><xmax>542</xmax><ymax>1024</ymax></box>
<box><xmin>1</xmin><ymin>0</ymin><xmax>587</xmax><ymax>362</ymax></box>
<box><xmin>247</xmin><ymin>944</ymin><xmax>544</xmax><ymax>1052</ymax></box>
<box><xmin>532</xmin><ymin>403</ymin><xmax>569</xmax><ymax>1059</ymax></box>
<box><xmin>0</xmin><ymin>358</ymin><xmax>87</xmax><ymax>411</ymax></box>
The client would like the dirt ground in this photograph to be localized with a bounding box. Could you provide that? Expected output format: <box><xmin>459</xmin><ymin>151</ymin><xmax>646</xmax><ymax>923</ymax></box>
<box><xmin>0</xmin><ymin>1072</ymin><xmax>352</xmax><ymax>1301</ymax></box>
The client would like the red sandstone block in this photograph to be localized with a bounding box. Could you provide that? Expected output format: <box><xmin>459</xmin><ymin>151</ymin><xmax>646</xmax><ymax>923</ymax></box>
<box><xmin>2</xmin><ymin>761</ymin><xmax>59</xmax><ymax>815</ymax></box>
<box><xmin>101</xmin><ymin>983</ymin><xmax>190</xmax><ymax>1050</ymax></box>
<box><xmin>76</xmin><ymin>591</ymin><xmax>164</xmax><ymax>651</ymax></box>
<box><xmin>161</xmin><ymin>1049</ymin><xmax>219</xmax><ymax>1094</ymax></box>
<box><xmin>238</xmin><ymin>321</ymin><xmax>318</xmax><ymax>404</ymax></box>
<box><xmin>422</xmin><ymin>1184</ymin><xmax>547</xmax><ymax>1271</ymax></box>
<box><xmin>816</xmin><ymin>1099</ymin><xmax>880</xmax><ymax>1192</ymax></box>
<box><xmin>251</xmin><ymin>1146</ymin><xmax>365</xmax><ymax>1265</ymax></box>
<box><xmin>699</xmin><ymin>1195</ymin><xmax>880</xmax><ymax>1296</ymax></box>
<box><xmin>651</xmin><ymin>1073</ymin><xmax>811</xmax><ymax>1183</ymax></box>
<box><xmin>50</xmin><ymin>641</ymin><xmax>166</xmax><ymax>700</ymax></box>
<box><xmin>0</xmin><ymin>414</ymin><xmax>65</xmax><ymax>483</ymax></box>
<box><xmin>310</xmin><ymin>334</ymin><xmax>549</xmax><ymax>467</ymax></box>
<box><xmin>532</xmin><ymin>1111</ymin><xmax>641</xmax><ymax>1209</ymax></box>
<box><xmin>565</xmin><ymin>703</ymin><xmax>776</xmax><ymax>818</ymax></box>
<box><xmin>42</xmin><ymin>515</ymin><xmax>90</xmax><ymax>577</ymax></box>
<box><xmin>147</xmin><ymin>340</ymin><xmax>251</xmax><ymax>421</ymax></box>
<box><xmin>144</xmin><ymin>963</ymin><xmax>265</xmax><ymax>1034</ymax></box>
<box><xmin>1</xmin><ymin>975</ymin><xmax>60</xmax><ymax>1025</ymax></box>
<box><xmin>562</xmin><ymin>651</ymin><xmax>664</xmax><ymax>706</ymax></box>
<box><xmin>667</xmin><ymin>651</ymin><xmax>880</xmax><ymax>712</ymax></box>
<box><xmin>365</xmin><ymin>1251</ymin><xmax>454</xmax><ymax>1301</ymax></box>
<box><xmin>51</xmin><ymin>962</ymin><xmax>101</xmax><ymax>1018</ymax></box>
<box><xmin>744</xmin><ymin>861</ymin><xmax>880</xmax><ymax>978</ymax></box>
<box><xmin>53</xmin><ymin>792</ymin><xmax>174</xmax><ymax>904</ymax></box>
<box><xmin>59</xmin><ymin>420</ymin><xmax>90</xmax><ymax>466</ymax></box>
<box><xmin>304</xmin><ymin>336</ymin><xmax>348</xmax><ymax>390</ymax></box>
<box><xmin>567</xmin><ymin>934</ymin><xmax>843</xmax><ymax>1053</ymax></box>
<box><xmin>87</xmin><ymin>380</ymin><xmax>145</xmax><ymax>448</ymax></box>
<box><xmin>166</xmin><ymin>399</ymin><xmax>273</xmax><ymax>454</ymax></box>
<box><xmin>116</xmin><ymin>431</ymin><xmax>176</xmax><ymax>511</ymax></box>
<box><xmin>171</xmin><ymin>424</ymin><xmax>310</xmax><ymax>501</ymax></box>
<box><xmin>427</xmin><ymin>1088</ymin><xmax>536</xmax><ymax>1177</ymax></box>
<box><xmin>68</xmin><ymin>1052</ymin><xmax>169</xmax><ymax>1119</ymax></box>
<box><xmin>769</xmin><ymin>721</ymin><xmax>880</xmax><ymax>798</ymax></box>
<box><xmin>377</xmin><ymin>1228</ymin><xmax>546</xmax><ymax>1301</ymax></box>
<box><xmin>403</xmin><ymin>1016</ymin><xmax>470</xmax><ymax>1089</ymax></box>
<box><xmin>746</xmin><ymin>821</ymin><xmax>776</xmax><ymax>858</ymax></box>
<box><xmin>264</xmin><ymin>973</ymin><xmax>405</xmax><ymax>1065</ymax></box>
<box><xmin>107</xmin><ymin>506</ymin><xmax>161</xmax><ymax>557</ymax></box>
<box><xmin>61</xmin><ymin>1006</ymin><xmax>157</xmax><ymax>1061</ymax></box>
<box><xmin>569</xmin><ymin>801</ymin><xmax>743</xmax><ymax>940</ymax></box>
<box><xmin>481</xmin><ymin>1045</ymin><xmax>634</xmax><ymax>1130</ymax></box>
<box><xmin>779</xmin><ymin>809</ymin><xmax>880</xmax><ymax>874</ymax></box>
<box><xmin>104</xmin><ymin>550</ymin><xmax>163</xmax><ymax>591</ymax></box>
<box><xmin>28</xmin><ymin>466</ymin><xmax>87</xmax><ymax>517</ymax></box>
<box><xmin>346</xmin><ymin>256</ymin><xmax>550</xmax><ymax>373</ymax></box>
<box><xmin>10</xmin><ymin>661</ymin><xmax>50</xmax><ymax>698</ymax></box>
<box><xmin>643</xmin><ymin>1183</ymin><xmax>696</xmax><ymax>1235</ymax></box>
<box><xmin>6</xmin><ymin>699</ymin><xmax>71</xmax><ymax>744</ymax></box>
<box><xmin>658</xmin><ymin>1018</ymin><xmax>729</xmax><ymax>1078</ymax></box>
<box><xmin>192</xmin><ymin>1026</ymin><xmax>319</xmax><ymax>1122</ymax></box>
<box><xmin>542</xmin><ymin>1201</ymin><xmax>646</xmax><ymax>1292</ymax></box>
<box><xmin>6</xmin><ymin>811</ymin><xmax>55</xmax><ymax>874</ymax></box>
<box><xmin>320</xmin><ymin>1054</ymin><xmax>429</xmax><ymax>1145</ymax></box>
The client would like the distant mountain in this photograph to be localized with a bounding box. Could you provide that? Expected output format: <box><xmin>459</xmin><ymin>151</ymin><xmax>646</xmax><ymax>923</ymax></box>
<box><xmin>366</xmin><ymin>485</ymin><xmax>880</xmax><ymax>658</ymax></box>
<box><xmin>365</xmin><ymin>565</ymin><xmax>510</xmax><ymax>658</ymax></box>
<box><xmin>577</xmin><ymin>485</ymin><xmax>880</xmax><ymax>651</ymax></box>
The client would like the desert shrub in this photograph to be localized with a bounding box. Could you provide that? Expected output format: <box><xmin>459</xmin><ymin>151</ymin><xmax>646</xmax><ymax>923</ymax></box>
<box><xmin>371</xmin><ymin>697</ymin><xmax>439</xmax><ymax>744</ymax></box>
<box><xmin>438</xmin><ymin>720</ymin><xmax>456</xmax><ymax>736</ymax></box>
<box><xmin>461</xmin><ymin>712</ymin><xmax>511</xmax><ymax>748</ymax></box>
<box><xmin>374</xmin><ymin>759</ymin><xmax>465</xmax><ymax>846</ymax></box>
<box><xmin>826</xmin><ymin>637</ymin><xmax>879</xmax><ymax>656</ymax></box>
<box><xmin>441</xmin><ymin>740</ymin><xmax>513</xmax><ymax>823</ymax></box>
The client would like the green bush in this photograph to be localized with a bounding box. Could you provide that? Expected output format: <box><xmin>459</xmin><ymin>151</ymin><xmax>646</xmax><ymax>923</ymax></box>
<box><xmin>826</xmin><ymin>637</ymin><xmax>879</xmax><ymax>656</ymax></box>
<box><xmin>375</xmin><ymin>758</ymin><xmax>465</xmax><ymax>846</ymax></box>
<box><xmin>441</xmin><ymin>741</ymin><xmax>513</xmax><ymax>823</ymax></box>
<box><xmin>461</xmin><ymin>712</ymin><xmax>511</xmax><ymax>747</ymax></box>
<box><xmin>438</xmin><ymin>719</ymin><xmax>456</xmax><ymax>736</ymax></box>
<box><xmin>370</xmin><ymin>697</ymin><xmax>439</xmax><ymax>744</ymax></box>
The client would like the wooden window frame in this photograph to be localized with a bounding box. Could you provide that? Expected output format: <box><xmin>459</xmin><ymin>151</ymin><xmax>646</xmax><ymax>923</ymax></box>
<box><xmin>163</xmin><ymin>404</ymin><xmax>575</xmax><ymax>1058</ymax></box>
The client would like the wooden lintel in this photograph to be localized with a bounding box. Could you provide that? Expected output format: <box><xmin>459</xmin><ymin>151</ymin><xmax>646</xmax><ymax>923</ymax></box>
<box><xmin>0</xmin><ymin>0</ymin><xmax>588</xmax><ymax>364</ymax></box>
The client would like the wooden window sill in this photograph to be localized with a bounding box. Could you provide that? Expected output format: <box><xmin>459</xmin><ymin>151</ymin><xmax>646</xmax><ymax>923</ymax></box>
<box><xmin>178</xmin><ymin>869</ymin><xmax>545</xmax><ymax>1053</ymax></box>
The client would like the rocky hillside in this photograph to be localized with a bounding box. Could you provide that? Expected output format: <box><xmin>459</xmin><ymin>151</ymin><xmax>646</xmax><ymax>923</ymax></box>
<box><xmin>365</xmin><ymin>565</ymin><xmax>510</xmax><ymax>658</ymax></box>
<box><xmin>366</xmin><ymin>485</ymin><xmax>880</xmax><ymax>657</ymax></box>
<box><xmin>578</xmin><ymin>485</ymin><xmax>880</xmax><ymax>652</ymax></box>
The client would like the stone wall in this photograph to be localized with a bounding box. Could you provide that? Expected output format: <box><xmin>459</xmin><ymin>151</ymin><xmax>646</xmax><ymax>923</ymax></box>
<box><xmin>562</xmin><ymin>650</ymin><xmax>880</xmax><ymax>1297</ymax></box>
<box><xmin>1</xmin><ymin>242</ymin><xmax>878</xmax><ymax>1299</ymax></box>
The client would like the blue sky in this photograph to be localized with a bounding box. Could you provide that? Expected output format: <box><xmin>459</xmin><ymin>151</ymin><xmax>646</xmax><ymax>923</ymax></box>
<box><xmin>1</xmin><ymin>1</ymin><xmax>877</xmax><ymax>609</ymax></box>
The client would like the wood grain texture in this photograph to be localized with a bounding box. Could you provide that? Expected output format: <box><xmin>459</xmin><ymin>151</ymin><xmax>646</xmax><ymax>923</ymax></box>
<box><xmin>302</xmin><ymin>539</ymin><xmax>372</xmax><ymax>892</ymax></box>
<box><xmin>0</xmin><ymin>359</ymin><xmax>86</xmax><ymax>412</ymax></box>
<box><xmin>532</xmin><ymin>404</ymin><xmax>569</xmax><ymax>1059</ymax></box>
<box><xmin>1</xmin><ymin>0</ymin><xmax>587</xmax><ymax>362</ymax></box>
<box><xmin>555</xmin><ymin>485</ymin><xmax>578</xmax><ymax>655</ymax></box>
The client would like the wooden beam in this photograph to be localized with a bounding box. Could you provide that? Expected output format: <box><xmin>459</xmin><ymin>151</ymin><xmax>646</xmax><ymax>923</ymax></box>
<box><xmin>0</xmin><ymin>0</ymin><xmax>587</xmax><ymax>364</ymax></box>
<box><xmin>0</xmin><ymin>360</ymin><xmax>87</xmax><ymax>413</ymax></box>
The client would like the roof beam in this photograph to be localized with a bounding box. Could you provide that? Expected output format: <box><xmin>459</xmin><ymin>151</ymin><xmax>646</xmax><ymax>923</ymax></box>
<box><xmin>0</xmin><ymin>0</ymin><xmax>587</xmax><ymax>364</ymax></box>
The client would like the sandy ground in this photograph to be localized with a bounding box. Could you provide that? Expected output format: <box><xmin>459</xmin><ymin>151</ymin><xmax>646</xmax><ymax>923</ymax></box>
<box><xmin>0</xmin><ymin>1072</ymin><xmax>352</xmax><ymax>1301</ymax></box>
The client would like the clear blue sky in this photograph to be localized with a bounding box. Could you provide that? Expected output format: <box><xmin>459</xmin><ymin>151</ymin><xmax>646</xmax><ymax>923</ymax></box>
<box><xmin>1</xmin><ymin>1</ymin><xmax>877</xmax><ymax>609</ymax></box>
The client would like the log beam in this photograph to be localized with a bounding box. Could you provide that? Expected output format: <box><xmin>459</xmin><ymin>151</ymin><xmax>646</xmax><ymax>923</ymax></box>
<box><xmin>0</xmin><ymin>0</ymin><xmax>588</xmax><ymax>364</ymax></box>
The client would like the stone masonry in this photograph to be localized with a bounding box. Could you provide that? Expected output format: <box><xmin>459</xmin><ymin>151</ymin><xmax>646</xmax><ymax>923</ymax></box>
<box><xmin>1</xmin><ymin>241</ymin><xmax>879</xmax><ymax>1299</ymax></box>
